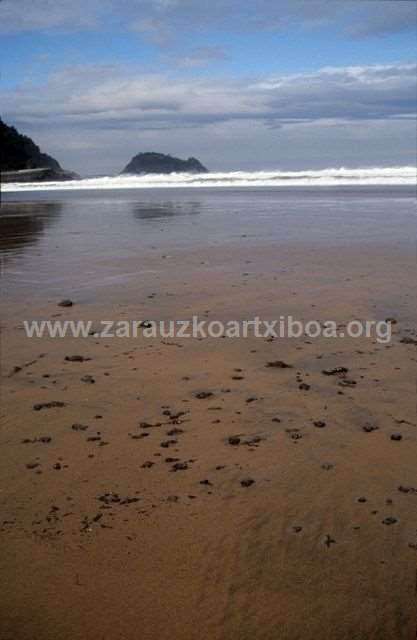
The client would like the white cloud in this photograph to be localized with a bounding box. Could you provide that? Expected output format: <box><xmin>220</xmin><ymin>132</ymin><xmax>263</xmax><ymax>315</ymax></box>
<box><xmin>3</xmin><ymin>63</ymin><xmax>415</xmax><ymax>127</ymax></box>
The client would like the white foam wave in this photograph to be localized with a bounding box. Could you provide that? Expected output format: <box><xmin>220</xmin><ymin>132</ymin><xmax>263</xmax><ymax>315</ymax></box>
<box><xmin>3</xmin><ymin>166</ymin><xmax>416</xmax><ymax>192</ymax></box>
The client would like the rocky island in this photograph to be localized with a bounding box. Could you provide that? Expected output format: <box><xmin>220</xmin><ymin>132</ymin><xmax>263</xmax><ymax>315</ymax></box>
<box><xmin>121</xmin><ymin>152</ymin><xmax>208</xmax><ymax>175</ymax></box>
<box><xmin>0</xmin><ymin>118</ymin><xmax>79</xmax><ymax>182</ymax></box>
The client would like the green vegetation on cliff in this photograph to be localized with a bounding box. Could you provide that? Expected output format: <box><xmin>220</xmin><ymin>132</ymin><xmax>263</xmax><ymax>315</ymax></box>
<box><xmin>0</xmin><ymin>118</ymin><xmax>61</xmax><ymax>172</ymax></box>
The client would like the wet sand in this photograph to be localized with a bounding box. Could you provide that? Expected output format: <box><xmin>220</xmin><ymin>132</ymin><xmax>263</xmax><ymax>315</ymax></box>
<box><xmin>1</xmin><ymin>191</ymin><xmax>416</xmax><ymax>639</ymax></box>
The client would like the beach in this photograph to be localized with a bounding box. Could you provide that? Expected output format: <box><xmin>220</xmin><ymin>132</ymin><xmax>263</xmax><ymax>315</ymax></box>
<box><xmin>1</xmin><ymin>186</ymin><xmax>416</xmax><ymax>639</ymax></box>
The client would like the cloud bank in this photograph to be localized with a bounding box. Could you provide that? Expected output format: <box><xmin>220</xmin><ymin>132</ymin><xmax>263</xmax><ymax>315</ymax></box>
<box><xmin>2</xmin><ymin>62</ymin><xmax>415</xmax><ymax>174</ymax></box>
<box><xmin>1</xmin><ymin>1</ymin><xmax>415</xmax><ymax>174</ymax></box>
<box><xmin>3</xmin><ymin>63</ymin><xmax>415</xmax><ymax>127</ymax></box>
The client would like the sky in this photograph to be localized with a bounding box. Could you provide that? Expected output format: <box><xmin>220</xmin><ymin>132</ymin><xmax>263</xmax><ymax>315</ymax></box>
<box><xmin>1</xmin><ymin>0</ymin><xmax>416</xmax><ymax>175</ymax></box>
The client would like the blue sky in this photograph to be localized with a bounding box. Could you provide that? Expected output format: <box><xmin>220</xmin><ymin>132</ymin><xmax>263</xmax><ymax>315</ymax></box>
<box><xmin>1</xmin><ymin>0</ymin><xmax>416</xmax><ymax>174</ymax></box>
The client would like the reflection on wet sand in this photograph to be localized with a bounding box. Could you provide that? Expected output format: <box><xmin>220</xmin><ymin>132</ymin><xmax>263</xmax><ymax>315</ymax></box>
<box><xmin>0</xmin><ymin>201</ymin><xmax>62</xmax><ymax>258</ymax></box>
<box><xmin>0</xmin><ymin>188</ymin><xmax>415</xmax><ymax>302</ymax></box>
<box><xmin>131</xmin><ymin>200</ymin><xmax>201</xmax><ymax>220</ymax></box>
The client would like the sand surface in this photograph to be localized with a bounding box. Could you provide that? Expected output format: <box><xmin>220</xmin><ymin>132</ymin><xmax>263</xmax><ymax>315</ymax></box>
<box><xmin>1</xmin><ymin>237</ymin><xmax>416</xmax><ymax>639</ymax></box>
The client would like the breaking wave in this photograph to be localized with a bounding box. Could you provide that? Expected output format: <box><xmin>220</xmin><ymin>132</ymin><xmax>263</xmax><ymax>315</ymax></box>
<box><xmin>3</xmin><ymin>166</ymin><xmax>416</xmax><ymax>191</ymax></box>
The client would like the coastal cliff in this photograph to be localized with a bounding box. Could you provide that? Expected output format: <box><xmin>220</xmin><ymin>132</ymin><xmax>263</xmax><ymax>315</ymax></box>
<box><xmin>0</xmin><ymin>118</ymin><xmax>79</xmax><ymax>182</ymax></box>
